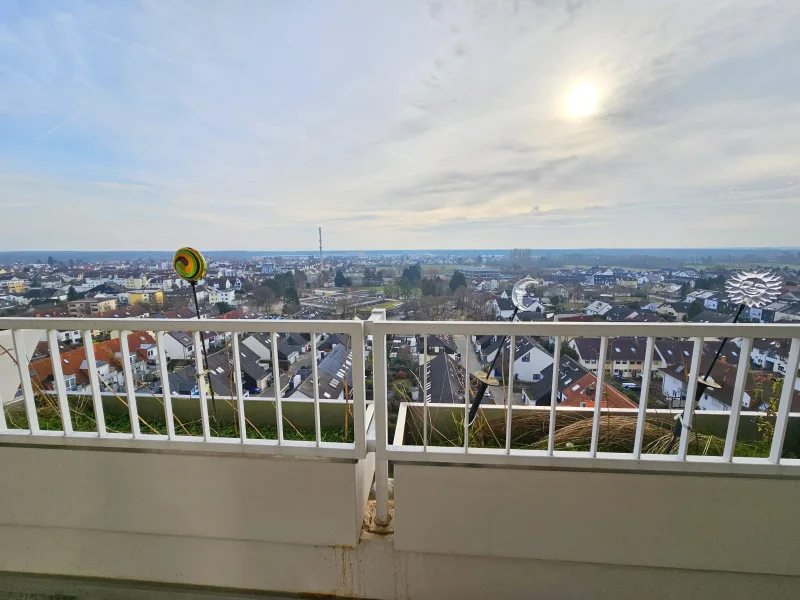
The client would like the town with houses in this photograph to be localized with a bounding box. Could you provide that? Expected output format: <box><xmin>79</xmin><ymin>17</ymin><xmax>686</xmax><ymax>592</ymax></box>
<box><xmin>2</xmin><ymin>251</ymin><xmax>800</xmax><ymax>424</ymax></box>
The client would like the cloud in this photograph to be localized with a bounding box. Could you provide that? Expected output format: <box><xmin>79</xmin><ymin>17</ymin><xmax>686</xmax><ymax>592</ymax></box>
<box><xmin>0</xmin><ymin>0</ymin><xmax>799</xmax><ymax>250</ymax></box>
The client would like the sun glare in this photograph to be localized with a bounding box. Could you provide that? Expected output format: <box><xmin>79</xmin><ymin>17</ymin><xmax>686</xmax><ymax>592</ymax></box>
<box><xmin>566</xmin><ymin>82</ymin><xmax>599</xmax><ymax>117</ymax></box>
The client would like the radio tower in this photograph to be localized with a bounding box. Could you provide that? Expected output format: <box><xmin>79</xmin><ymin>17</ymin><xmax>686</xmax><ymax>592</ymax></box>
<box><xmin>318</xmin><ymin>227</ymin><xmax>324</xmax><ymax>271</ymax></box>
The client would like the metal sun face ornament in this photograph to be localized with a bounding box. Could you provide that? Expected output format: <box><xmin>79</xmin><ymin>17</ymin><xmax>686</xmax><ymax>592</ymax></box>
<box><xmin>511</xmin><ymin>275</ymin><xmax>543</xmax><ymax>310</ymax></box>
<box><xmin>173</xmin><ymin>247</ymin><xmax>207</xmax><ymax>284</ymax></box>
<box><xmin>725</xmin><ymin>270</ymin><xmax>782</xmax><ymax>308</ymax></box>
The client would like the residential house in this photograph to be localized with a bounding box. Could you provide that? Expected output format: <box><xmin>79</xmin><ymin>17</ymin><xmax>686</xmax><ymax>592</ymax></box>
<box><xmin>490</xmin><ymin>296</ymin><xmax>516</xmax><ymax>319</ymax></box>
<box><xmin>589</xmin><ymin>269</ymin><xmax>616</xmax><ymax>287</ymax></box>
<box><xmin>28</xmin><ymin>332</ymin><xmax>156</xmax><ymax>393</ymax></box>
<box><xmin>290</xmin><ymin>344</ymin><xmax>353</xmax><ymax>400</ymax></box>
<box><xmin>521</xmin><ymin>356</ymin><xmax>636</xmax><ymax>408</ymax></box>
<box><xmin>584</xmin><ymin>300</ymin><xmax>612</xmax><ymax>316</ymax></box>
<box><xmin>492</xmin><ymin>336</ymin><xmax>555</xmax><ymax>383</ymax></box>
<box><xmin>67</xmin><ymin>296</ymin><xmax>117</xmax><ymax>316</ymax></box>
<box><xmin>749</xmin><ymin>301</ymin><xmax>789</xmax><ymax>323</ymax></box>
<box><xmin>685</xmin><ymin>290</ymin><xmax>723</xmax><ymax>311</ymax></box>
<box><xmin>653</xmin><ymin>339</ymin><xmax>741</xmax><ymax>373</ymax></box>
<box><xmin>656</xmin><ymin>302</ymin><xmax>690</xmax><ymax>321</ymax></box>
<box><xmin>420</xmin><ymin>334</ymin><xmax>457</xmax><ymax>355</ymax></box>
<box><xmin>774</xmin><ymin>303</ymin><xmax>800</xmax><ymax>323</ymax></box>
<box><xmin>661</xmin><ymin>359</ymin><xmax>800</xmax><ymax>411</ymax></box>
<box><xmin>750</xmin><ymin>339</ymin><xmax>798</xmax><ymax>382</ymax></box>
<box><xmin>689</xmin><ymin>310</ymin><xmax>734</xmax><ymax>324</ymax></box>
<box><xmin>161</xmin><ymin>331</ymin><xmax>195</xmax><ymax>361</ymax></box>
<box><xmin>241</xmin><ymin>332</ymin><xmax>298</xmax><ymax>368</ymax></box>
<box><xmin>128</xmin><ymin>290</ymin><xmax>164</xmax><ymax>306</ymax></box>
<box><xmin>165</xmin><ymin>344</ymin><xmax>268</xmax><ymax>397</ymax></box>
<box><xmin>604</xmin><ymin>306</ymin><xmax>638</xmax><ymax>322</ymax></box>
<box><xmin>419</xmin><ymin>352</ymin><xmax>463</xmax><ymax>404</ymax></box>
<box><xmin>570</xmin><ymin>337</ymin><xmax>650</xmax><ymax>379</ymax></box>
<box><xmin>316</xmin><ymin>333</ymin><xmax>351</xmax><ymax>362</ymax></box>
<box><xmin>209</xmin><ymin>288</ymin><xmax>236</xmax><ymax>305</ymax></box>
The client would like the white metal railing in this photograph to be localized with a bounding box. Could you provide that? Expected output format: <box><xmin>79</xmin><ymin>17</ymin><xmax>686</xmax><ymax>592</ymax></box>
<box><xmin>370</xmin><ymin>320</ymin><xmax>800</xmax><ymax>473</ymax></box>
<box><xmin>4</xmin><ymin>315</ymin><xmax>800</xmax><ymax>522</ymax></box>
<box><xmin>0</xmin><ymin>317</ymin><xmax>366</xmax><ymax>459</ymax></box>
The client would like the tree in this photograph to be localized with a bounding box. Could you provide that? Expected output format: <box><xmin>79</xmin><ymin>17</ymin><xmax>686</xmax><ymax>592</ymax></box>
<box><xmin>215</xmin><ymin>301</ymin><xmax>232</xmax><ymax>315</ymax></box>
<box><xmin>420</xmin><ymin>277</ymin><xmax>438</xmax><ymax>297</ymax></box>
<box><xmin>47</xmin><ymin>256</ymin><xmax>55</xmax><ymax>266</ymax></box>
<box><xmin>688</xmin><ymin>300</ymin><xmax>704</xmax><ymax>319</ymax></box>
<box><xmin>67</xmin><ymin>286</ymin><xmax>79</xmax><ymax>301</ymax></box>
<box><xmin>398</xmin><ymin>277</ymin><xmax>415</xmax><ymax>299</ymax></box>
<box><xmin>401</xmin><ymin>263</ymin><xmax>422</xmax><ymax>284</ymax></box>
<box><xmin>476</xmin><ymin>254</ymin><xmax>483</xmax><ymax>264</ymax></box>
<box><xmin>334</xmin><ymin>270</ymin><xmax>352</xmax><ymax>287</ymax></box>
<box><xmin>283</xmin><ymin>287</ymin><xmax>300</xmax><ymax>314</ymax></box>
<box><xmin>449</xmin><ymin>270</ymin><xmax>468</xmax><ymax>292</ymax></box>
<box><xmin>262</xmin><ymin>278</ymin><xmax>283</xmax><ymax>298</ymax></box>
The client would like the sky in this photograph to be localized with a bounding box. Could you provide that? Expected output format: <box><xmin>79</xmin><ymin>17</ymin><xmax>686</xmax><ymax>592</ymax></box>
<box><xmin>1</xmin><ymin>0</ymin><xmax>799</xmax><ymax>251</ymax></box>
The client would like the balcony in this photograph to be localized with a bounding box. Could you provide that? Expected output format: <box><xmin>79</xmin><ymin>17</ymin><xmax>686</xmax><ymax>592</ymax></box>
<box><xmin>0</xmin><ymin>313</ymin><xmax>799</xmax><ymax>599</ymax></box>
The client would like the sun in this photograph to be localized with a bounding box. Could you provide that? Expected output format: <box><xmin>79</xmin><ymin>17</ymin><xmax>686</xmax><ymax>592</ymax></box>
<box><xmin>566</xmin><ymin>82</ymin><xmax>599</xmax><ymax>117</ymax></box>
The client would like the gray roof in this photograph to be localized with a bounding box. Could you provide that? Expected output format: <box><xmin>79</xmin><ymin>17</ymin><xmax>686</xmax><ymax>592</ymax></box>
<box><xmin>421</xmin><ymin>352</ymin><xmax>464</xmax><ymax>404</ymax></box>
<box><xmin>291</xmin><ymin>344</ymin><xmax>353</xmax><ymax>399</ymax></box>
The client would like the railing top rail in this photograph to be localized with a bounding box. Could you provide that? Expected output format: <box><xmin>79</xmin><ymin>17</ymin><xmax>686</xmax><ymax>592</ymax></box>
<box><xmin>367</xmin><ymin>320</ymin><xmax>800</xmax><ymax>338</ymax></box>
<box><xmin>0</xmin><ymin>317</ymin><xmax>364</xmax><ymax>335</ymax></box>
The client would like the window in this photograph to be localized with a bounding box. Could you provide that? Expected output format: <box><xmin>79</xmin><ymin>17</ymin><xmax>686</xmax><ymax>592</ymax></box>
<box><xmin>521</xmin><ymin>353</ymin><xmax>530</xmax><ymax>363</ymax></box>
<box><xmin>590</xmin><ymin>359</ymin><xmax>596</xmax><ymax>364</ymax></box>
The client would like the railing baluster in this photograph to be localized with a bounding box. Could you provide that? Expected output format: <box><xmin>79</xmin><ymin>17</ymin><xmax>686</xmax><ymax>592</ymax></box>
<box><xmin>423</xmin><ymin>336</ymin><xmax>428</xmax><ymax>450</ymax></box>
<box><xmin>155</xmin><ymin>331</ymin><xmax>176</xmax><ymax>439</ymax></box>
<box><xmin>119</xmin><ymin>331</ymin><xmax>141</xmax><ymax>438</ymax></box>
<box><xmin>0</xmin><ymin>368</ymin><xmax>7</xmax><ymax>431</ymax></box>
<box><xmin>769</xmin><ymin>337</ymin><xmax>800</xmax><ymax>464</ymax></box>
<box><xmin>350</xmin><ymin>325</ymin><xmax>367</xmax><ymax>456</ymax></box>
<box><xmin>11</xmin><ymin>329</ymin><xmax>38</xmax><ymax>433</ymax></box>
<box><xmin>270</xmin><ymin>332</ymin><xmax>284</xmax><ymax>443</ymax></box>
<box><xmin>47</xmin><ymin>330</ymin><xmax>73</xmax><ymax>435</ymax></box>
<box><xmin>589</xmin><ymin>336</ymin><xmax>609</xmax><ymax>457</ymax></box>
<box><xmin>548</xmin><ymin>336</ymin><xmax>561</xmax><ymax>456</ymax></box>
<box><xmin>231</xmin><ymin>333</ymin><xmax>247</xmax><ymax>444</ymax></box>
<box><xmin>723</xmin><ymin>337</ymin><xmax>753</xmax><ymax>461</ymax></box>
<box><xmin>311</xmin><ymin>333</ymin><xmax>321</xmax><ymax>446</ymax></box>
<box><xmin>371</xmin><ymin>326</ymin><xmax>390</xmax><ymax>526</ymax></box>
<box><xmin>633</xmin><ymin>336</ymin><xmax>655</xmax><ymax>458</ymax></box>
<box><xmin>678</xmin><ymin>337</ymin><xmax>704</xmax><ymax>460</ymax></box>
<box><xmin>505</xmin><ymin>335</ymin><xmax>516</xmax><ymax>453</ymax></box>
<box><xmin>81</xmin><ymin>330</ymin><xmax>105</xmax><ymax>436</ymax></box>
<box><xmin>191</xmin><ymin>331</ymin><xmax>211</xmax><ymax>441</ymax></box>
<box><xmin>463</xmin><ymin>334</ymin><xmax>469</xmax><ymax>452</ymax></box>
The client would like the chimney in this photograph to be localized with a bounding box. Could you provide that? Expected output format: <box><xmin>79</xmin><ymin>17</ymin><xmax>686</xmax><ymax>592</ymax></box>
<box><xmin>721</xmin><ymin>355</ymin><xmax>727</xmax><ymax>363</ymax></box>
<box><xmin>586</xmin><ymin>386</ymin><xmax>595</xmax><ymax>397</ymax></box>
<box><xmin>579</xmin><ymin>402</ymin><xmax>587</xmax><ymax>407</ymax></box>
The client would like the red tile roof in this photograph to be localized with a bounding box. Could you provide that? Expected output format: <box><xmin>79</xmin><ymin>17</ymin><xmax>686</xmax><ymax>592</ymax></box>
<box><xmin>559</xmin><ymin>373</ymin><xmax>637</xmax><ymax>409</ymax></box>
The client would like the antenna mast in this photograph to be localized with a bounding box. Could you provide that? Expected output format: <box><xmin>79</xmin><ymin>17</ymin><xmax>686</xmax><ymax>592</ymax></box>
<box><xmin>319</xmin><ymin>227</ymin><xmax>324</xmax><ymax>272</ymax></box>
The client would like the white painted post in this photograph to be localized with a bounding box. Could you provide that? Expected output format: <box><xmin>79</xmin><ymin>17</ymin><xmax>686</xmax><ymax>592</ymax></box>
<box><xmin>155</xmin><ymin>331</ymin><xmax>176</xmax><ymax>439</ymax></box>
<box><xmin>47</xmin><ymin>330</ymin><xmax>73</xmax><ymax>435</ymax></box>
<box><xmin>463</xmin><ymin>334</ymin><xmax>470</xmax><ymax>451</ymax></box>
<box><xmin>678</xmin><ymin>337</ymin><xmax>704</xmax><ymax>460</ymax></box>
<box><xmin>231</xmin><ymin>333</ymin><xmax>248</xmax><ymax>444</ymax></box>
<box><xmin>369</xmin><ymin>310</ymin><xmax>390</xmax><ymax>526</ymax></box>
<box><xmin>192</xmin><ymin>331</ymin><xmax>211</xmax><ymax>441</ymax></box>
<box><xmin>633</xmin><ymin>336</ymin><xmax>655</xmax><ymax>458</ymax></box>
<box><xmin>769</xmin><ymin>337</ymin><xmax>800</xmax><ymax>464</ymax></box>
<box><xmin>270</xmin><ymin>331</ymin><xmax>284</xmax><ymax>443</ymax></box>
<box><xmin>311</xmin><ymin>332</ymin><xmax>321</xmax><ymax>446</ymax></box>
<box><xmin>723</xmin><ymin>337</ymin><xmax>753</xmax><ymax>461</ymax></box>
<box><xmin>11</xmin><ymin>329</ymin><xmax>38</xmax><ymax>433</ymax></box>
<box><xmin>81</xmin><ymin>330</ymin><xmax>105</xmax><ymax>435</ymax></box>
<box><xmin>350</xmin><ymin>322</ymin><xmax>367</xmax><ymax>457</ymax></box>
<box><xmin>589</xmin><ymin>336</ymin><xmax>609</xmax><ymax>457</ymax></box>
<box><xmin>505</xmin><ymin>336</ymin><xmax>516</xmax><ymax>453</ymax></box>
<box><xmin>119</xmin><ymin>331</ymin><xmax>141</xmax><ymax>438</ymax></box>
<box><xmin>548</xmin><ymin>336</ymin><xmax>561</xmax><ymax>455</ymax></box>
<box><xmin>423</xmin><ymin>335</ymin><xmax>428</xmax><ymax>449</ymax></box>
